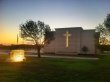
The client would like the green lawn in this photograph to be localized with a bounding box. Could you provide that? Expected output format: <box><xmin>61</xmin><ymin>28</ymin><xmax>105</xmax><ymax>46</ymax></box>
<box><xmin>0</xmin><ymin>55</ymin><xmax>110</xmax><ymax>82</ymax></box>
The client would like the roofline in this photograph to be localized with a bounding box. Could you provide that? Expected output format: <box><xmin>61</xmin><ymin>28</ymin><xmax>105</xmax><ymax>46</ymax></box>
<box><xmin>84</xmin><ymin>29</ymin><xmax>95</xmax><ymax>31</ymax></box>
<box><xmin>55</xmin><ymin>27</ymin><xmax>83</xmax><ymax>30</ymax></box>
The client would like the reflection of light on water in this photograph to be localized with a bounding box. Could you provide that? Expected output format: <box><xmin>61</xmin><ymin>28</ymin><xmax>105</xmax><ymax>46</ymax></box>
<box><xmin>10</xmin><ymin>50</ymin><xmax>25</xmax><ymax>62</ymax></box>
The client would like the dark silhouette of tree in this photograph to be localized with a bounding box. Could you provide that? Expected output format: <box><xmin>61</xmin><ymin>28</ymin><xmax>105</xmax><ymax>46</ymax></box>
<box><xmin>95</xmin><ymin>14</ymin><xmax>110</xmax><ymax>45</ymax></box>
<box><xmin>20</xmin><ymin>20</ymin><xmax>54</xmax><ymax>58</ymax></box>
<box><xmin>95</xmin><ymin>24</ymin><xmax>108</xmax><ymax>45</ymax></box>
<box><xmin>104</xmin><ymin>14</ymin><xmax>110</xmax><ymax>30</ymax></box>
<box><xmin>81</xmin><ymin>46</ymin><xmax>89</xmax><ymax>54</ymax></box>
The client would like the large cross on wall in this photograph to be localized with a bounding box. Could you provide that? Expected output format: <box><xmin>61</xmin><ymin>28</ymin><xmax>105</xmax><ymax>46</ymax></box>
<box><xmin>64</xmin><ymin>31</ymin><xmax>71</xmax><ymax>47</ymax></box>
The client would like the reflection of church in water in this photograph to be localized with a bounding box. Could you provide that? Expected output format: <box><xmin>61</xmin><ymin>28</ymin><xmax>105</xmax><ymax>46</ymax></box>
<box><xmin>44</xmin><ymin>27</ymin><xmax>96</xmax><ymax>55</ymax></box>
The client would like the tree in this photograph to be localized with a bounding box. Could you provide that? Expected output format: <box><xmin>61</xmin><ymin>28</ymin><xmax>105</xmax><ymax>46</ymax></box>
<box><xmin>95</xmin><ymin>13</ymin><xmax>110</xmax><ymax>45</ymax></box>
<box><xmin>20</xmin><ymin>20</ymin><xmax>54</xmax><ymax>58</ymax></box>
<box><xmin>81</xmin><ymin>46</ymin><xmax>89</xmax><ymax>54</ymax></box>
<box><xmin>95</xmin><ymin>24</ymin><xmax>108</xmax><ymax>45</ymax></box>
<box><xmin>104</xmin><ymin>14</ymin><xmax>110</xmax><ymax>30</ymax></box>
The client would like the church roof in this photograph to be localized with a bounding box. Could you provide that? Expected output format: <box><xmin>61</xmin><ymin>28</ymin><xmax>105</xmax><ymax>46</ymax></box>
<box><xmin>55</xmin><ymin>27</ymin><xmax>83</xmax><ymax>30</ymax></box>
<box><xmin>55</xmin><ymin>27</ymin><xmax>95</xmax><ymax>32</ymax></box>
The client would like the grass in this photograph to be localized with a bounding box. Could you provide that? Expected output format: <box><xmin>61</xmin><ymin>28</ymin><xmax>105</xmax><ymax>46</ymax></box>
<box><xmin>0</xmin><ymin>54</ymin><xmax>110</xmax><ymax>82</ymax></box>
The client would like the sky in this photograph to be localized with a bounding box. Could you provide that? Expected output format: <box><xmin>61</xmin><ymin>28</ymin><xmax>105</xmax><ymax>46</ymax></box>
<box><xmin>0</xmin><ymin>0</ymin><xmax>110</xmax><ymax>44</ymax></box>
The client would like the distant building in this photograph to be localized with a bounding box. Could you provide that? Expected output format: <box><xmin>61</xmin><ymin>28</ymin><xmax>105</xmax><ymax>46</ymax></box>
<box><xmin>44</xmin><ymin>27</ymin><xmax>96</xmax><ymax>55</ymax></box>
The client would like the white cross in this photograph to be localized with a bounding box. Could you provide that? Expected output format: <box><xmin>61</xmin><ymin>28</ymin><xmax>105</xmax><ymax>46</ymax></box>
<box><xmin>64</xmin><ymin>31</ymin><xmax>71</xmax><ymax>47</ymax></box>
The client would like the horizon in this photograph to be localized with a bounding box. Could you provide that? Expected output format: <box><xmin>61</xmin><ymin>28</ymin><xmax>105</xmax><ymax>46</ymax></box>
<box><xmin>0</xmin><ymin>0</ymin><xmax>110</xmax><ymax>44</ymax></box>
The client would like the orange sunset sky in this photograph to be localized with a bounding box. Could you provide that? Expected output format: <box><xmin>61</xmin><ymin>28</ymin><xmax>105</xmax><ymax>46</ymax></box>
<box><xmin>0</xmin><ymin>0</ymin><xmax>110</xmax><ymax>44</ymax></box>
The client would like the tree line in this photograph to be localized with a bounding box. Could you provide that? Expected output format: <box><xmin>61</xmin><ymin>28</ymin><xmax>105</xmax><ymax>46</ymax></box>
<box><xmin>95</xmin><ymin>14</ymin><xmax>110</xmax><ymax>45</ymax></box>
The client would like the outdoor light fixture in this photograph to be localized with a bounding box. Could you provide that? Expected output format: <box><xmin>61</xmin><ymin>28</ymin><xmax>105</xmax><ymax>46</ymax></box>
<box><xmin>10</xmin><ymin>50</ymin><xmax>25</xmax><ymax>62</ymax></box>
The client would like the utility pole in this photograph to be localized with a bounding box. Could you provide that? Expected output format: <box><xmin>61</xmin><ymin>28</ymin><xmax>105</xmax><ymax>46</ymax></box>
<box><xmin>17</xmin><ymin>34</ymin><xmax>19</xmax><ymax>45</ymax></box>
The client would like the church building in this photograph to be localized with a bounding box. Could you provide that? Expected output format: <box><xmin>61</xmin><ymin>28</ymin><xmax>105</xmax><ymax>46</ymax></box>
<box><xmin>44</xmin><ymin>27</ymin><xmax>96</xmax><ymax>55</ymax></box>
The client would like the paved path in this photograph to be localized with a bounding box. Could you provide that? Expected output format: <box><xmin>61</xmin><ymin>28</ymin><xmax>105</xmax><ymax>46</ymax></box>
<box><xmin>26</xmin><ymin>55</ymin><xmax>99</xmax><ymax>60</ymax></box>
<box><xmin>0</xmin><ymin>50</ymin><xmax>99</xmax><ymax>60</ymax></box>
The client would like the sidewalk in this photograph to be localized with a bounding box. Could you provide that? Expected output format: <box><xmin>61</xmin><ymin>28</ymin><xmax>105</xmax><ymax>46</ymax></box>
<box><xmin>26</xmin><ymin>55</ymin><xmax>99</xmax><ymax>60</ymax></box>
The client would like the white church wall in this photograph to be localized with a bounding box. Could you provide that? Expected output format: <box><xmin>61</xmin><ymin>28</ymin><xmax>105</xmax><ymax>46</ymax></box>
<box><xmin>43</xmin><ymin>27</ymin><xmax>96</xmax><ymax>55</ymax></box>
<box><xmin>55</xmin><ymin>27</ymin><xmax>82</xmax><ymax>54</ymax></box>
<box><xmin>81</xmin><ymin>30</ymin><xmax>95</xmax><ymax>54</ymax></box>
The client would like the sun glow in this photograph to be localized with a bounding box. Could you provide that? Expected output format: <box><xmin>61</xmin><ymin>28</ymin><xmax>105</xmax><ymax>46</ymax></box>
<box><xmin>10</xmin><ymin>50</ymin><xmax>25</xmax><ymax>62</ymax></box>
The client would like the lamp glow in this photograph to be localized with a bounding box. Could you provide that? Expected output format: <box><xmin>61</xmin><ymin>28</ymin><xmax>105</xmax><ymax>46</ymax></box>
<box><xmin>10</xmin><ymin>50</ymin><xmax>25</xmax><ymax>62</ymax></box>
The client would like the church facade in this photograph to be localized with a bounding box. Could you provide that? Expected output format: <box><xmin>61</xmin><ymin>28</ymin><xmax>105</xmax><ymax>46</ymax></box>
<box><xmin>44</xmin><ymin>27</ymin><xmax>96</xmax><ymax>55</ymax></box>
